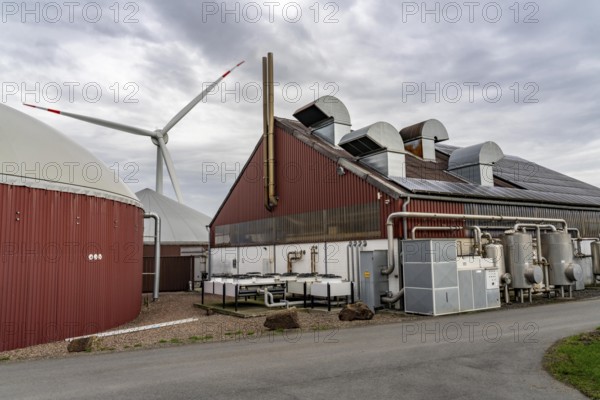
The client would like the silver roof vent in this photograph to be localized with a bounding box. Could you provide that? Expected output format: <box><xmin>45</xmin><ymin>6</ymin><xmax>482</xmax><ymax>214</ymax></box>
<box><xmin>399</xmin><ymin>119</ymin><xmax>449</xmax><ymax>161</ymax></box>
<box><xmin>340</xmin><ymin>122</ymin><xmax>406</xmax><ymax>178</ymax></box>
<box><xmin>448</xmin><ymin>141</ymin><xmax>504</xmax><ymax>186</ymax></box>
<box><xmin>339</xmin><ymin>121</ymin><xmax>405</xmax><ymax>157</ymax></box>
<box><xmin>293</xmin><ymin>95</ymin><xmax>351</xmax><ymax>146</ymax></box>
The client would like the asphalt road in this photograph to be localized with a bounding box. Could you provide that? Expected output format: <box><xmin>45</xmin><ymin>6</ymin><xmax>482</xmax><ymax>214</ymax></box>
<box><xmin>2</xmin><ymin>298</ymin><xmax>600</xmax><ymax>400</ymax></box>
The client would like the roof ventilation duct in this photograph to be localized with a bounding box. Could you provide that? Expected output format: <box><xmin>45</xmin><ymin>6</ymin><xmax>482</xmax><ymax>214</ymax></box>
<box><xmin>447</xmin><ymin>141</ymin><xmax>504</xmax><ymax>186</ymax></box>
<box><xmin>399</xmin><ymin>119</ymin><xmax>449</xmax><ymax>161</ymax></box>
<box><xmin>340</xmin><ymin>121</ymin><xmax>407</xmax><ymax>178</ymax></box>
<box><xmin>293</xmin><ymin>95</ymin><xmax>351</xmax><ymax>146</ymax></box>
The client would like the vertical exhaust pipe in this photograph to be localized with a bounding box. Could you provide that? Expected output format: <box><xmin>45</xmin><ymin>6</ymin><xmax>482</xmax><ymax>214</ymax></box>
<box><xmin>263</xmin><ymin>52</ymin><xmax>278</xmax><ymax>210</ymax></box>
<box><xmin>262</xmin><ymin>56</ymin><xmax>271</xmax><ymax>211</ymax></box>
<box><xmin>267</xmin><ymin>52</ymin><xmax>278</xmax><ymax>208</ymax></box>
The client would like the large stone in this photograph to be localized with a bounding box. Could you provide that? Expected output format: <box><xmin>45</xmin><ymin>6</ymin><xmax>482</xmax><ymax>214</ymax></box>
<box><xmin>67</xmin><ymin>336</ymin><xmax>96</xmax><ymax>353</ymax></box>
<box><xmin>338</xmin><ymin>302</ymin><xmax>374</xmax><ymax>321</ymax></box>
<box><xmin>264</xmin><ymin>309</ymin><xmax>301</xmax><ymax>330</ymax></box>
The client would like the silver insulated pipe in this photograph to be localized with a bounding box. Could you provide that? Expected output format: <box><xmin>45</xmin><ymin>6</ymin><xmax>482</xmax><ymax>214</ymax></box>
<box><xmin>385</xmin><ymin>211</ymin><xmax>568</xmax><ymax>277</ymax></box>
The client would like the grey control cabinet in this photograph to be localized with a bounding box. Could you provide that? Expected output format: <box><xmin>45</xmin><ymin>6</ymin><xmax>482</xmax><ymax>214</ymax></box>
<box><xmin>458</xmin><ymin>269</ymin><xmax>500</xmax><ymax>312</ymax></box>
<box><xmin>359</xmin><ymin>250</ymin><xmax>389</xmax><ymax>311</ymax></box>
<box><xmin>402</xmin><ymin>239</ymin><xmax>460</xmax><ymax>316</ymax></box>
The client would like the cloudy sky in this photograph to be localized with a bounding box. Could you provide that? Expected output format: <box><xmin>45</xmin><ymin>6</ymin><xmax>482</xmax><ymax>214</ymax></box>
<box><xmin>3</xmin><ymin>0</ymin><xmax>600</xmax><ymax>215</ymax></box>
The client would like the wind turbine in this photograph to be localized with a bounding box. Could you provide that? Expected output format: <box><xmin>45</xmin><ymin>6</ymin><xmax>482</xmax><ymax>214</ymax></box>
<box><xmin>25</xmin><ymin>60</ymin><xmax>245</xmax><ymax>203</ymax></box>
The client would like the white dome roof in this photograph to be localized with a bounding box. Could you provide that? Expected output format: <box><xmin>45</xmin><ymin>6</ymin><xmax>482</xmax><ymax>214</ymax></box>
<box><xmin>137</xmin><ymin>189</ymin><xmax>211</xmax><ymax>245</ymax></box>
<box><xmin>0</xmin><ymin>104</ymin><xmax>139</xmax><ymax>205</ymax></box>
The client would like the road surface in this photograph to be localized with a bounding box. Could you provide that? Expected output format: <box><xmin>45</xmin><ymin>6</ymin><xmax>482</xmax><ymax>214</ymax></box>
<box><xmin>2</xmin><ymin>298</ymin><xmax>599</xmax><ymax>400</ymax></box>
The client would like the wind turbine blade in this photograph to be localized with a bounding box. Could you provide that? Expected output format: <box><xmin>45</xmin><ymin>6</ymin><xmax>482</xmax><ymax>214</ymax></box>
<box><xmin>157</xmin><ymin>137</ymin><xmax>184</xmax><ymax>203</ymax></box>
<box><xmin>23</xmin><ymin>103</ymin><xmax>156</xmax><ymax>138</ymax></box>
<box><xmin>161</xmin><ymin>60</ymin><xmax>245</xmax><ymax>134</ymax></box>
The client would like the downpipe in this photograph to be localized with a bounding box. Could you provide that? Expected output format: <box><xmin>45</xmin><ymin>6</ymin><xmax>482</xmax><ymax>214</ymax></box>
<box><xmin>144</xmin><ymin>212</ymin><xmax>161</xmax><ymax>301</ymax></box>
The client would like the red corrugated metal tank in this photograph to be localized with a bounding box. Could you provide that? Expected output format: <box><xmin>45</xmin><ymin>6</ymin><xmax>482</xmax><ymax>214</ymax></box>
<box><xmin>0</xmin><ymin>105</ymin><xmax>143</xmax><ymax>351</ymax></box>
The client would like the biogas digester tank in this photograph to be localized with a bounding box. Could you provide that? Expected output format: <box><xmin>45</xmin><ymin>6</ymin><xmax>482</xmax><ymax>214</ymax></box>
<box><xmin>540</xmin><ymin>231</ymin><xmax>583</xmax><ymax>285</ymax></box>
<box><xmin>501</xmin><ymin>232</ymin><xmax>543</xmax><ymax>288</ymax></box>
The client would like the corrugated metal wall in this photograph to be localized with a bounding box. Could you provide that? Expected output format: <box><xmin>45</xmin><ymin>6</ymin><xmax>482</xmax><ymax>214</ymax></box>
<box><xmin>464</xmin><ymin>203</ymin><xmax>600</xmax><ymax>236</ymax></box>
<box><xmin>212</xmin><ymin>126</ymin><xmax>392</xmax><ymax>245</ymax></box>
<box><xmin>404</xmin><ymin>199</ymin><xmax>466</xmax><ymax>238</ymax></box>
<box><xmin>142</xmin><ymin>256</ymin><xmax>193</xmax><ymax>292</ymax></box>
<box><xmin>0</xmin><ymin>184</ymin><xmax>143</xmax><ymax>352</ymax></box>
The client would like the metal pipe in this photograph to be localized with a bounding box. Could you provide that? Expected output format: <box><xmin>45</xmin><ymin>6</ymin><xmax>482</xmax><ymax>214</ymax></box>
<box><xmin>206</xmin><ymin>225</ymin><xmax>212</xmax><ymax>280</ymax></box>
<box><xmin>145</xmin><ymin>212</ymin><xmax>161</xmax><ymax>301</ymax></box>
<box><xmin>381</xmin><ymin>288</ymin><xmax>405</xmax><ymax>304</ymax></box>
<box><xmin>411</xmin><ymin>226</ymin><xmax>463</xmax><ymax>240</ymax></box>
<box><xmin>355</xmin><ymin>241</ymin><xmax>364</xmax><ymax>300</ymax></box>
<box><xmin>324</xmin><ymin>242</ymin><xmax>328</xmax><ymax>275</ymax></box>
<box><xmin>310</xmin><ymin>245</ymin><xmax>318</xmax><ymax>274</ymax></box>
<box><xmin>471</xmin><ymin>226</ymin><xmax>482</xmax><ymax>255</ymax></box>
<box><xmin>259</xmin><ymin>288</ymin><xmax>304</xmax><ymax>308</ymax></box>
<box><xmin>481</xmin><ymin>232</ymin><xmax>493</xmax><ymax>245</ymax></box>
<box><xmin>402</xmin><ymin>197</ymin><xmax>411</xmax><ymax>239</ymax></box>
<box><xmin>267</xmin><ymin>52</ymin><xmax>277</xmax><ymax>208</ymax></box>
<box><xmin>350</xmin><ymin>241</ymin><xmax>356</xmax><ymax>283</ymax></box>
<box><xmin>262</xmin><ymin>56</ymin><xmax>271</xmax><ymax>211</ymax></box>
<box><xmin>286</xmin><ymin>250</ymin><xmax>305</xmax><ymax>273</ymax></box>
<box><xmin>346</xmin><ymin>242</ymin><xmax>352</xmax><ymax>281</ymax></box>
<box><xmin>568</xmin><ymin>228</ymin><xmax>584</xmax><ymax>257</ymax></box>
<box><xmin>385</xmin><ymin>211</ymin><xmax>568</xmax><ymax>279</ymax></box>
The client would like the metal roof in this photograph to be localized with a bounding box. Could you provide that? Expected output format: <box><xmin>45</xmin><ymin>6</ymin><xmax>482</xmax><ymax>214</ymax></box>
<box><xmin>0</xmin><ymin>104</ymin><xmax>140</xmax><ymax>206</ymax></box>
<box><xmin>276</xmin><ymin>118</ymin><xmax>600</xmax><ymax>208</ymax></box>
<box><xmin>137</xmin><ymin>188</ymin><xmax>211</xmax><ymax>245</ymax></box>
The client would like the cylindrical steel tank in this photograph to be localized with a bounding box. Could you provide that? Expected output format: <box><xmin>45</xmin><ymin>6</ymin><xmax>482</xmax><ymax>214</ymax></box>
<box><xmin>501</xmin><ymin>232</ymin><xmax>543</xmax><ymax>288</ymax></box>
<box><xmin>541</xmin><ymin>231</ymin><xmax>583</xmax><ymax>285</ymax></box>
<box><xmin>0</xmin><ymin>104</ymin><xmax>143</xmax><ymax>352</ymax></box>
<box><xmin>591</xmin><ymin>241</ymin><xmax>600</xmax><ymax>276</ymax></box>
<box><xmin>484</xmin><ymin>243</ymin><xmax>505</xmax><ymax>276</ymax></box>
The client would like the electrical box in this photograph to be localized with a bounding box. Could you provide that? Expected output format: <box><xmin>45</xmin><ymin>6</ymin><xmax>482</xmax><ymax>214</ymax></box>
<box><xmin>458</xmin><ymin>268</ymin><xmax>500</xmax><ymax>312</ymax></box>
<box><xmin>359</xmin><ymin>250</ymin><xmax>389</xmax><ymax>311</ymax></box>
<box><xmin>402</xmin><ymin>239</ymin><xmax>460</xmax><ymax>316</ymax></box>
<box><xmin>402</xmin><ymin>240</ymin><xmax>501</xmax><ymax>315</ymax></box>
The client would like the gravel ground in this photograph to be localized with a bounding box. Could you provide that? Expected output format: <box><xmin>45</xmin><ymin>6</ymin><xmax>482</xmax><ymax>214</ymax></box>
<box><xmin>2</xmin><ymin>287</ymin><xmax>599</xmax><ymax>363</ymax></box>
<box><xmin>0</xmin><ymin>292</ymin><xmax>409</xmax><ymax>363</ymax></box>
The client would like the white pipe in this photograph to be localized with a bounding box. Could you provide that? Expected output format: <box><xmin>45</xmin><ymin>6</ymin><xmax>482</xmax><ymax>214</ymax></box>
<box><xmin>346</xmin><ymin>242</ymin><xmax>352</xmax><ymax>281</ymax></box>
<box><xmin>145</xmin><ymin>212</ymin><xmax>161</xmax><ymax>301</ymax></box>
<box><xmin>381</xmin><ymin>288</ymin><xmax>404</xmax><ymax>304</ymax></box>
<box><xmin>411</xmin><ymin>226</ymin><xmax>463</xmax><ymax>240</ymax></box>
<box><xmin>402</xmin><ymin>197</ymin><xmax>411</xmax><ymax>239</ymax></box>
<box><xmin>67</xmin><ymin>318</ymin><xmax>198</xmax><ymax>341</ymax></box>
<box><xmin>385</xmin><ymin>211</ymin><xmax>568</xmax><ymax>278</ymax></box>
<box><xmin>471</xmin><ymin>226</ymin><xmax>482</xmax><ymax>255</ymax></box>
<box><xmin>350</xmin><ymin>241</ymin><xmax>356</xmax><ymax>284</ymax></box>
<box><xmin>259</xmin><ymin>288</ymin><xmax>304</xmax><ymax>308</ymax></box>
<box><xmin>206</xmin><ymin>225</ymin><xmax>212</xmax><ymax>280</ymax></box>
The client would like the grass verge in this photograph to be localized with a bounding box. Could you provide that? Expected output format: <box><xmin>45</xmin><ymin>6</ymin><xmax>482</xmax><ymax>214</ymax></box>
<box><xmin>544</xmin><ymin>327</ymin><xmax>600</xmax><ymax>400</ymax></box>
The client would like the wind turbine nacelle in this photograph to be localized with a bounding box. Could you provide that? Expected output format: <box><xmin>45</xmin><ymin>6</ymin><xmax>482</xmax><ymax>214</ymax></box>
<box><xmin>151</xmin><ymin>132</ymin><xmax>169</xmax><ymax>146</ymax></box>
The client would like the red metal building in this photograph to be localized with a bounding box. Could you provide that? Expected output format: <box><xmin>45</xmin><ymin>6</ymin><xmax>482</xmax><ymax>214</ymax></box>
<box><xmin>211</xmin><ymin>96</ymin><xmax>600</xmax><ymax>249</ymax></box>
<box><xmin>0</xmin><ymin>105</ymin><xmax>144</xmax><ymax>351</ymax></box>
